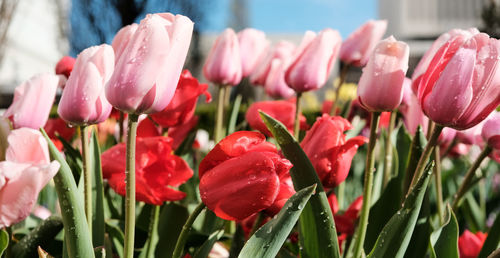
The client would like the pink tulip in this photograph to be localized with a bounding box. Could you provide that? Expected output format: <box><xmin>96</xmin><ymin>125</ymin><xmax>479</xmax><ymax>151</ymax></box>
<box><xmin>411</xmin><ymin>28</ymin><xmax>479</xmax><ymax>94</ymax></box>
<box><xmin>264</xmin><ymin>59</ymin><xmax>295</xmax><ymax>99</ymax></box>
<box><xmin>106</xmin><ymin>13</ymin><xmax>194</xmax><ymax>114</ymax></box>
<box><xmin>3</xmin><ymin>73</ymin><xmax>59</xmax><ymax>129</ymax></box>
<box><xmin>58</xmin><ymin>44</ymin><xmax>114</xmax><ymax>125</ymax></box>
<box><xmin>203</xmin><ymin>28</ymin><xmax>242</xmax><ymax>86</ymax></box>
<box><xmin>400</xmin><ymin>79</ymin><xmax>429</xmax><ymax>135</ymax></box>
<box><xmin>482</xmin><ymin>111</ymin><xmax>500</xmax><ymax>149</ymax></box>
<box><xmin>285</xmin><ymin>29</ymin><xmax>342</xmax><ymax>92</ymax></box>
<box><xmin>250</xmin><ymin>40</ymin><xmax>295</xmax><ymax>86</ymax></box>
<box><xmin>339</xmin><ymin>20</ymin><xmax>388</xmax><ymax>67</ymax></box>
<box><xmin>237</xmin><ymin>28</ymin><xmax>270</xmax><ymax>77</ymax></box>
<box><xmin>0</xmin><ymin>128</ymin><xmax>60</xmax><ymax>228</ymax></box>
<box><xmin>357</xmin><ymin>36</ymin><xmax>409</xmax><ymax>112</ymax></box>
<box><xmin>111</xmin><ymin>23</ymin><xmax>139</xmax><ymax>62</ymax></box>
<box><xmin>418</xmin><ymin>33</ymin><xmax>500</xmax><ymax>130</ymax></box>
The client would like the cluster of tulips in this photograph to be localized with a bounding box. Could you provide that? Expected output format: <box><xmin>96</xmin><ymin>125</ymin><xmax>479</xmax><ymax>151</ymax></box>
<box><xmin>0</xmin><ymin>10</ymin><xmax>499</xmax><ymax>258</ymax></box>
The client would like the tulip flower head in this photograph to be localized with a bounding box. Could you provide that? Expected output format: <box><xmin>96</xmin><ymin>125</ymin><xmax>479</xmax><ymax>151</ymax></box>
<box><xmin>58</xmin><ymin>44</ymin><xmax>115</xmax><ymax>125</ymax></box>
<box><xmin>111</xmin><ymin>23</ymin><xmax>139</xmax><ymax>62</ymax></box>
<box><xmin>55</xmin><ymin>56</ymin><xmax>76</xmax><ymax>78</ymax></box>
<box><xmin>250</xmin><ymin>40</ymin><xmax>295</xmax><ymax>86</ymax></box>
<box><xmin>481</xmin><ymin>111</ymin><xmax>500</xmax><ymax>149</ymax></box>
<box><xmin>357</xmin><ymin>36</ymin><xmax>410</xmax><ymax>112</ymax></box>
<box><xmin>106</xmin><ymin>13</ymin><xmax>194</xmax><ymax>114</ymax></box>
<box><xmin>418</xmin><ymin>32</ymin><xmax>500</xmax><ymax>130</ymax></box>
<box><xmin>339</xmin><ymin>20</ymin><xmax>388</xmax><ymax>67</ymax></box>
<box><xmin>237</xmin><ymin>28</ymin><xmax>270</xmax><ymax>77</ymax></box>
<box><xmin>458</xmin><ymin>230</ymin><xmax>487</xmax><ymax>258</ymax></box>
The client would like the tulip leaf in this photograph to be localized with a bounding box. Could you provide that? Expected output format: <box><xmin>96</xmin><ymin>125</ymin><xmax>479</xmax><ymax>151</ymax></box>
<box><xmin>260</xmin><ymin>111</ymin><xmax>340</xmax><ymax>258</ymax></box>
<box><xmin>238</xmin><ymin>184</ymin><xmax>316</xmax><ymax>258</ymax></box>
<box><xmin>403</xmin><ymin>126</ymin><xmax>427</xmax><ymax>195</ymax></box>
<box><xmin>403</xmin><ymin>192</ymin><xmax>431</xmax><ymax>258</ymax></box>
<box><xmin>367</xmin><ymin>161</ymin><xmax>433</xmax><ymax>258</ymax></box>
<box><xmin>90</xmin><ymin>130</ymin><xmax>105</xmax><ymax>250</ymax></box>
<box><xmin>193</xmin><ymin>227</ymin><xmax>225</xmax><ymax>258</ymax></box>
<box><xmin>0</xmin><ymin>229</ymin><xmax>8</xmax><ymax>256</ymax></box>
<box><xmin>429</xmin><ymin>205</ymin><xmax>459</xmax><ymax>258</ymax></box>
<box><xmin>105</xmin><ymin>220</ymin><xmax>124</xmax><ymax>258</ymax></box>
<box><xmin>227</xmin><ymin>94</ymin><xmax>242</xmax><ymax>135</ymax></box>
<box><xmin>11</xmin><ymin>216</ymin><xmax>63</xmax><ymax>258</ymax></box>
<box><xmin>478</xmin><ymin>208</ymin><xmax>500</xmax><ymax>258</ymax></box>
<box><xmin>41</xmin><ymin>128</ymin><xmax>95</xmax><ymax>258</ymax></box>
<box><xmin>155</xmin><ymin>203</ymin><xmax>189</xmax><ymax>258</ymax></box>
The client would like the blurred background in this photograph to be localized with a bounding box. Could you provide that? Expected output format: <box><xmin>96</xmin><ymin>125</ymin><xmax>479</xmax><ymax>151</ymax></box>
<box><xmin>0</xmin><ymin>0</ymin><xmax>496</xmax><ymax>107</ymax></box>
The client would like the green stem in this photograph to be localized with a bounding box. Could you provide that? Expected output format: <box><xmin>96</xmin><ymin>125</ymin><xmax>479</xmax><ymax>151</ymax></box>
<box><xmin>294</xmin><ymin>92</ymin><xmax>303</xmax><ymax>139</ymax></box>
<box><xmin>144</xmin><ymin>205</ymin><xmax>161</xmax><ymax>258</ymax></box>
<box><xmin>80</xmin><ymin>125</ymin><xmax>92</xmax><ymax>236</ymax></box>
<box><xmin>352</xmin><ymin>111</ymin><xmax>381</xmax><ymax>258</ymax></box>
<box><xmin>382</xmin><ymin>111</ymin><xmax>397</xmax><ymax>187</ymax></box>
<box><xmin>248</xmin><ymin>212</ymin><xmax>264</xmax><ymax>238</ymax></box>
<box><xmin>330</xmin><ymin>63</ymin><xmax>350</xmax><ymax>116</ymax></box>
<box><xmin>214</xmin><ymin>85</ymin><xmax>226</xmax><ymax>143</ymax></box>
<box><xmin>5</xmin><ymin>227</ymin><xmax>12</xmax><ymax>258</ymax></box>
<box><xmin>119</xmin><ymin>112</ymin><xmax>125</xmax><ymax>143</ymax></box>
<box><xmin>408</xmin><ymin>125</ymin><xmax>443</xmax><ymax>194</ymax></box>
<box><xmin>433</xmin><ymin>146</ymin><xmax>444</xmax><ymax>225</ymax></box>
<box><xmin>337</xmin><ymin>181</ymin><xmax>345</xmax><ymax>210</ymax></box>
<box><xmin>124</xmin><ymin>114</ymin><xmax>139</xmax><ymax>258</ymax></box>
<box><xmin>172</xmin><ymin>203</ymin><xmax>206</xmax><ymax>258</ymax></box>
<box><xmin>451</xmin><ymin>145</ymin><xmax>492</xmax><ymax>212</ymax></box>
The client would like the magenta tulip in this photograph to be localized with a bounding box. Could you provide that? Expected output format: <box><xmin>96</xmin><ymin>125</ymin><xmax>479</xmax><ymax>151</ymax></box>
<box><xmin>0</xmin><ymin>128</ymin><xmax>60</xmax><ymax>228</ymax></box>
<box><xmin>237</xmin><ymin>28</ymin><xmax>270</xmax><ymax>77</ymax></box>
<box><xmin>203</xmin><ymin>28</ymin><xmax>242</xmax><ymax>86</ymax></box>
<box><xmin>285</xmin><ymin>29</ymin><xmax>342</xmax><ymax>92</ymax></box>
<box><xmin>111</xmin><ymin>23</ymin><xmax>139</xmax><ymax>62</ymax></box>
<box><xmin>482</xmin><ymin>111</ymin><xmax>500</xmax><ymax>149</ymax></box>
<box><xmin>339</xmin><ymin>20</ymin><xmax>388</xmax><ymax>67</ymax></box>
<box><xmin>58</xmin><ymin>44</ymin><xmax>114</xmax><ymax>125</ymax></box>
<box><xmin>3</xmin><ymin>73</ymin><xmax>59</xmax><ymax>129</ymax></box>
<box><xmin>418</xmin><ymin>33</ymin><xmax>500</xmax><ymax>130</ymax></box>
<box><xmin>106</xmin><ymin>13</ymin><xmax>194</xmax><ymax>114</ymax></box>
<box><xmin>357</xmin><ymin>36</ymin><xmax>409</xmax><ymax>112</ymax></box>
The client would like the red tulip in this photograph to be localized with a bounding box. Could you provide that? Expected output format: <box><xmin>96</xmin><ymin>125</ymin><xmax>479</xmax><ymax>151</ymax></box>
<box><xmin>44</xmin><ymin>117</ymin><xmax>76</xmax><ymax>151</ymax></box>
<box><xmin>334</xmin><ymin>196</ymin><xmax>363</xmax><ymax>235</ymax></box>
<box><xmin>339</xmin><ymin>20</ymin><xmax>388</xmax><ymax>67</ymax></box>
<box><xmin>357</xmin><ymin>36</ymin><xmax>409</xmax><ymax>112</ymax></box>
<box><xmin>55</xmin><ymin>56</ymin><xmax>76</xmax><ymax>78</ymax></box>
<box><xmin>458</xmin><ymin>230</ymin><xmax>487</xmax><ymax>258</ymax></box>
<box><xmin>418</xmin><ymin>32</ymin><xmax>500</xmax><ymax>130</ymax></box>
<box><xmin>245</xmin><ymin>99</ymin><xmax>308</xmax><ymax>137</ymax></box>
<box><xmin>198</xmin><ymin>131</ymin><xmax>293</xmax><ymax>220</ymax></box>
<box><xmin>101</xmin><ymin>136</ymin><xmax>193</xmax><ymax>205</ymax></box>
<box><xmin>301</xmin><ymin>114</ymin><xmax>367</xmax><ymax>188</ymax></box>
<box><xmin>168</xmin><ymin>116</ymin><xmax>199</xmax><ymax>150</ymax></box>
<box><xmin>203</xmin><ymin>28</ymin><xmax>242</xmax><ymax>86</ymax></box>
<box><xmin>151</xmin><ymin>70</ymin><xmax>211</xmax><ymax>128</ymax></box>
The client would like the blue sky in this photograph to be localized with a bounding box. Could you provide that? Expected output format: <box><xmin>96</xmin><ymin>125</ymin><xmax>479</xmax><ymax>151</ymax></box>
<box><xmin>203</xmin><ymin>0</ymin><xmax>377</xmax><ymax>37</ymax></box>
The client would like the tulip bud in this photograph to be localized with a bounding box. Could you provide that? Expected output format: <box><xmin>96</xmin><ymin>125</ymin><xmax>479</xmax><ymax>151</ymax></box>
<box><xmin>357</xmin><ymin>36</ymin><xmax>409</xmax><ymax>112</ymax></box>
<box><xmin>55</xmin><ymin>56</ymin><xmax>76</xmax><ymax>78</ymax></box>
<box><xmin>285</xmin><ymin>29</ymin><xmax>342</xmax><ymax>92</ymax></box>
<box><xmin>237</xmin><ymin>28</ymin><xmax>270</xmax><ymax>77</ymax></box>
<box><xmin>458</xmin><ymin>230</ymin><xmax>487</xmax><ymax>258</ymax></box>
<box><xmin>250</xmin><ymin>40</ymin><xmax>295</xmax><ymax>86</ymax></box>
<box><xmin>339</xmin><ymin>20</ymin><xmax>388</xmax><ymax>67</ymax></box>
<box><xmin>3</xmin><ymin>73</ymin><xmax>59</xmax><ymax>129</ymax></box>
<box><xmin>481</xmin><ymin>111</ymin><xmax>500</xmax><ymax>149</ymax></box>
<box><xmin>111</xmin><ymin>23</ymin><xmax>139</xmax><ymax>62</ymax></box>
<box><xmin>106</xmin><ymin>13</ymin><xmax>194</xmax><ymax>114</ymax></box>
<box><xmin>58</xmin><ymin>44</ymin><xmax>115</xmax><ymax>125</ymax></box>
<box><xmin>203</xmin><ymin>28</ymin><xmax>242</xmax><ymax>86</ymax></box>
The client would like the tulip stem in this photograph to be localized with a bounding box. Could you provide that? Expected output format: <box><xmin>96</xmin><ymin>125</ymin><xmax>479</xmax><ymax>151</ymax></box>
<box><xmin>408</xmin><ymin>124</ymin><xmax>443</xmax><ymax>194</ymax></box>
<box><xmin>144</xmin><ymin>205</ymin><xmax>161</xmax><ymax>258</ymax></box>
<box><xmin>294</xmin><ymin>92</ymin><xmax>303</xmax><ymax>139</ymax></box>
<box><xmin>451</xmin><ymin>145</ymin><xmax>492</xmax><ymax>212</ymax></box>
<box><xmin>214</xmin><ymin>85</ymin><xmax>226</xmax><ymax>143</ymax></box>
<box><xmin>433</xmin><ymin>146</ymin><xmax>444</xmax><ymax>225</ymax></box>
<box><xmin>80</xmin><ymin>125</ymin><xmax>92</xmax><ymax>236</ymax></box>
<box><xmin>124</xmin><ymin>113</ymin><xmax>139</xmax><ymax>258</ymax></box>
<box><xmin>119</xmin><ymin>111</ymin><xmax>125</xmax><ymax>143</ymax></box>
<box><xmin>330</xmin><ymin>63</ymin><xmax>350</xmax><ymax>116</ymax></box>
<box><xmin>337</xmin><ymin>181</ymin><xmax>345</xmax><ymax>209</ymax></box>
<box><xmin>382</xmin><ymin>111</ymin><xmax>397</xmax><ymax>187</ymax></box>
<box><xmin>173</xmin><ymin>202</ymin><xmax>206</xmax><ymax>258</ymax></box>
<box><xmin>352</xmin><ymin>111</ymin><xmax>380</xmax><ymax>258</ymax></box>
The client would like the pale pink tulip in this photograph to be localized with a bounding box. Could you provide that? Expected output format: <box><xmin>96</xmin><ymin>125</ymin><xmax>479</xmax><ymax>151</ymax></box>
<box><xmin>3</xmin><ymin>73</ymin><xmax>59</xmax><ymax>129</ymax></box>
<box><xmin>357</xmin><ymin>36</ymin><xmax>409</xmax><ymax>112</ymax></box>
<box><xmin>58</xmin><ymin>44</ymin><xmax>114</xmax><ymax>125</ymax></box>
<box><xmin>250</xmin><ymin>40</ymin><xmax>295</xmax><ymax>86</ymax></box>
<box><xmin>106</xmin><ymin>13</ymin><xmax>194</xmax><ymax>114</ymax></box>
<box><xmin>285</xmin><ymin>29</ymin><xmax>342</xmax><ymax>92</ymax></box>
<box><xmin>112</xmin><ymin>23</ymin><xmax>139</xmax><ymax>62</ymax></box>
<box><xmin>237</xmin><ymin>28</ymin><xmax>270</xmax><ymax>77</ymax></box>
<box><xmin>0</xmin><ymin>128</ymin><xmax>60</xmax><ymax>228</ymax></box>
<box><xmin>339</xmin><ymin>20</ymin><xmax>388</xmax><ymax>67</ymax></box>
<box><xmin>400</xmin><ymin>78</ymin><xmax>428</xmax><ymax>135</ymax></box>
<box><xmin>482</xmin><ymin>111</ymin><xmax>500</xmax><ymax>149</ymax></box>
<box><xmin>203</xmin><ymin>28</ymin><xmax>242</xmax><ymax>86</ymax></box>
<box><xmin>264</xmin><ymin>59</ymin><xmax>295</xmax><ymax>99</ymax></box>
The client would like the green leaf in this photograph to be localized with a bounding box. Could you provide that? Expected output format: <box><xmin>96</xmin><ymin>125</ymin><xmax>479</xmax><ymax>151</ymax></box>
<box><xmin>367</xmin><ymin>162</ymin><xmax>433</xmax><ymax>258</ymax></box>
<box><xmin>194</xmin><ymin>228</ymin><xmax>225</xmax><ymax>258</ymax></box>
<box><xmin>260</xmin><ymin>111</ymin><xmax>340</xmax><ymax>258</ymax></box>
<box><xmin>0</xmin><ymin>229</ymin><xmax>8</xmax><ymax>256</ymax></box>
<box><xmin>479</xmin><ymin>209</ymin><xmax>500</xmax><ymax>258</ymax></box>
<box><xmin>461</xmin><ymin>193</ymin><xmax>485</xmax><ymax>232</ymax></box>
<box><xmin>106</xmin><ymin>220</ymin><xmax>124</xmax><ymax>258</ymax></box>
<box><xmin>227</xmin><ymin>94</ymin><xmax>242</xmax><ymax>135</ymax></box>
<box><xmin>11</xmin><ymin>216</ymin><xmax>63</xmax><ymax>258</ymax></box>
<box><xmin>155</xmin><ymin>203</ymin><xmax>189</xmax><ymax>258</ymax></box>
<box><xmin>238</xmin><ymin>185</ymin><xmax>316</xmax><ymax>258</ymax></box>
<box><xmin>395</xmin><ymin>125</ymin><xmax>412</xmax><ymax>186</ymax></box>
<box><xmin>403</xmin><ymin>126</ymin><xmax>427</xmax><ymax>196</ymax></box>
<box><xmin>403</xmin><ymin>192</ymin><xmax>431</xmax><ymax>258</ymax></box>
<box><xmin>90</xmin><ymin>130</ymin><xmax>105</xmax><ymax>250</ymax></box>
<box><xmin>41</xmin><ymin>128</ymin><xmax>95</xmax><ymax>258</ymax></box>
<box><xmin>430</xmin><ymin>205</ymin><xmax>459</xmax><ymax>258</ymax></box>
